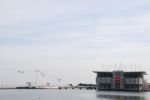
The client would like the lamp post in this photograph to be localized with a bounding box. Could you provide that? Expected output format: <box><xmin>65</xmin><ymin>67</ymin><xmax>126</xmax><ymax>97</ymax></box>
<box><xmin>40</xmin><ymin>72</ymin><xmax>46</xmax><ymax>86</ymax></box>
<box><xmin>57</xmin><ymin>78</ymin><xmax>62</xmax><ymax>86</ymax></box>
<box><xmin>40</xmin><ymin>72</ymin><xmax>46</xmax><ymax>77</ymax></box>
<box><xmin>35</xmin><ymin>70</ymin><xmax>40</xmax><ymax>87</ymax></box>
<box><xmin>18</xmin><ymin>70</ymin><xmax>24</xmax><ymax>86</ymax></box>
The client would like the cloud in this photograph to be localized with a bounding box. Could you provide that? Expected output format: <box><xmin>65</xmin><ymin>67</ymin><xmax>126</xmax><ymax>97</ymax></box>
<box><xmin>0</xmin><ymin>0</ymin><xmax>150</xmax><ymax>84</ymax></box>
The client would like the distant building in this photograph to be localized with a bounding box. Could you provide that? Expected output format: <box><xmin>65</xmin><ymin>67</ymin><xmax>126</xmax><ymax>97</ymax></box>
<box><xmin>93</xmin><ymin>71</ymin><xmax>147</xmax><ymax>91</ymax></box>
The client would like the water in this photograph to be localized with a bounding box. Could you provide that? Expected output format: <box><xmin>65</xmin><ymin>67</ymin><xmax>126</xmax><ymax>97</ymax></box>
<box><xmin>0</xmin><ymin>89</ymin><xmax>149</xmax><ymax>100</ymax></box>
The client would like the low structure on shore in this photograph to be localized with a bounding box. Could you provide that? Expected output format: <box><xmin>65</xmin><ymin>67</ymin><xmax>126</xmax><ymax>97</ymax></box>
<box><xmin>94</xmin><ymin>71</ymin><xmax>147</xmax><ymax>91</ymax></box>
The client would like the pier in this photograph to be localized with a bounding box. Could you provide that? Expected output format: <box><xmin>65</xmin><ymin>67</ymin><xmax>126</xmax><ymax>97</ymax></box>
<box><xmin>0</xmin><ymin>84</ymin><xmax>96</xmax><ymax>90</ymax></box>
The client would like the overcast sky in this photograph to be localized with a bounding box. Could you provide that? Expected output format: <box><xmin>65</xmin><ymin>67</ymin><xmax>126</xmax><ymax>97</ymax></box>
<box><xmin>0</xmin><ymin>0</ymin><xmax>150</xmax><ymax>86</ymax></box>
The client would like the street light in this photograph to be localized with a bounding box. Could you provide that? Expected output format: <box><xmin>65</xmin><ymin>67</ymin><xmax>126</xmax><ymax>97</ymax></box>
<box><xmin>18</xmin><ymin>70</ymin><xmax>24</xmax><ymax>74</ymax></box>
<box><xmin>18</xmin><ymin>70</ymin><xmax>24</xmax><ymax>86</ymax></box>
<box><xmin>57</xmin><ymin>78</ymin><xmax>62</xmax><ymax>86</ymax></box>
<box><xmin>40</xmin><ymin>73</ymin><xmax>46</xmax><ymax>77</ymax></box>
<box><xmin>35</xmin><ymin>70</ymin><xmax>40</xmax><ymax>87</ymax></box>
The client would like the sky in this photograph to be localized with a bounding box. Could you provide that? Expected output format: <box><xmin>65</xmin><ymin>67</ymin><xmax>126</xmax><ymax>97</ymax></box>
<box><xmin>0</xmin><ymin>0</ymin><xmax>150</xmax><ymax>86</ymax></box>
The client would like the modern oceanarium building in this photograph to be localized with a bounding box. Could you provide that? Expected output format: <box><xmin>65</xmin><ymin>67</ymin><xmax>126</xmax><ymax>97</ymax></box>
<box><xmin>94</xmin><ymin>71</ymin><xmax>147</xmax><ymax>91</ymax></box>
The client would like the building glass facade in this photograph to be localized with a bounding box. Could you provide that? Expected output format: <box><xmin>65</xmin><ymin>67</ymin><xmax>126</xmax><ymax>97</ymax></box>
<box><xmin>94</xmin><ymin>71</ymin><xmax>146</xmax><ymax>91</ymax></box>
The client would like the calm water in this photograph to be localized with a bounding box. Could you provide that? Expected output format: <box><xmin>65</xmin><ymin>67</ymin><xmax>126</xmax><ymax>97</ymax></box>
<box><xmin>0</xmin><ymin>89</ymin><xmax>149</xmax><ymax>100</ymax></box>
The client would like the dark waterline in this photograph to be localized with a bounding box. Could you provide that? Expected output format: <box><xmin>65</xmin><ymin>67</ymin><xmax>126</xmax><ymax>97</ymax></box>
<box><xmin>0</xmin><ymin>89</ymin><xmax>149</xmax><ymax>100</ymax></box>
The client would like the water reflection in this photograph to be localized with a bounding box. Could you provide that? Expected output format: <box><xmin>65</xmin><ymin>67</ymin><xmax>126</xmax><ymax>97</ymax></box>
<box><xmin>96</xmin><ymin>93</ymin><xmax>145</xmax><ymax>100</ymax></box>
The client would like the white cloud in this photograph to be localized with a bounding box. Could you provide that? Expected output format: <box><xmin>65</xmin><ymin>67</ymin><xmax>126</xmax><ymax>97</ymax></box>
<box><xmin>0</xmin><ymin>0</ymin><xmax>150</xmax><ymax>84</ymax></box>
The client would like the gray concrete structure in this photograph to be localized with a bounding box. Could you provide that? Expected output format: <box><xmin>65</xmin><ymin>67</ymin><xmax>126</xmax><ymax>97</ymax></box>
<box><xmin>94</xmin><ymin>71</ymin><xmax>146</xmax><ymax>91</ymax></box>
